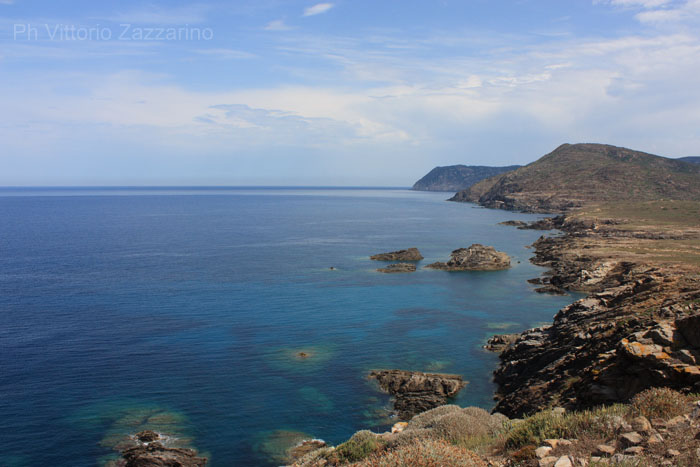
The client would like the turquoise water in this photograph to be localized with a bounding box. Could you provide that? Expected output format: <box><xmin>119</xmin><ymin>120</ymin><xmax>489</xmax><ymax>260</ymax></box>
<box><xmin>0</xmin><ymin>187</ymin><xmax>576</xmax><ymax>466</ymax></box>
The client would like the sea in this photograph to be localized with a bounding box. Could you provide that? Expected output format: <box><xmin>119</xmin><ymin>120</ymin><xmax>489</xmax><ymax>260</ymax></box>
<box><xmin>0</xmin><ymin>187</ymin><xmax>578</xmax><ymax>466</ymax></box>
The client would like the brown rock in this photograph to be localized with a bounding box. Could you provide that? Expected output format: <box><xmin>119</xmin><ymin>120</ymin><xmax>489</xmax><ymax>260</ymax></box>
<box><xmin>619</xmin><ymin>432</ymin><xmax>643</xmax><ymax>447</ymax></box>
<box><xmin>630</xmin><ymin>416</ymin><xmax>652</xmax><ymax>433</ymax></box>
<box><xmin>425</xmin><ymin>244</ymin><xmax>510</xmax><ymax>271</ymax></box>
<box><xmin>623</xmin><ymin>446</ymin><xmax>644</xmax><ymax>455</ymax></box>
<box><xmin>134</xmin><ymin>430</ymin><xmax>160</xmax><ymax>443</ymax></box>
<box><xmin>377</xmin><ymin>263</ymin><xmax>416</xmax><ymax>273</ymax></box>
<box><xmin>535</xmin><ymin>446</ymin><xmax>553</xmax><ymax>459</ymax></box>
<box><xmin>594</xmin><ymin>445</ymin><xmax>616</xmax><ymax>457</ymax></box>
<box><xmin>666</xmin><ymin>449</ymin><xmax>681</xmax><ymax>457</ymax></box>
<box><xmin>368</xmin><ymin>369</ymin><xmax>467</xmax><ymax>420</ymax></box>
<box><xmin>122</xmin><ymin>443</ymin><xmax>207</xmax><ymax>467</ymax></box>
<box><xmin>676</xmin><ymin>313</ymin><xmax>700</xmax><ymax>348</ymax></box>
<box><xmin>370</xmin><ymin>248</ymin><xmax>423</xmax><ymax>261</ymax></box>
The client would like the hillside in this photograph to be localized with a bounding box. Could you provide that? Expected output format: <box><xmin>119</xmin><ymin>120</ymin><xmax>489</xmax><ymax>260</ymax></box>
<box><xmin>412</xmin><ymin>164</ymin><xmax>520</xmax><ymax>192</ymax></box>
<box><xmin>450</xmin><ymin>143</ymin><xmax>700</xmax><ymax>212</ymax></box>
<box><xmin>680</xmin><ymin>156</ymin><xmax>700</xmax><ymax>164</ymax></box>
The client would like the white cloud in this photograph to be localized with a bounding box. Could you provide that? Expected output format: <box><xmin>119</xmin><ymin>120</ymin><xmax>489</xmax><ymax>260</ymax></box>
<box><xmin>303</xmin><ymin>3</ymin><xmax>334</xmax><ymax>17</ymax></box>
<box><xmin>0</xmin><ymin>0</ymin><xmax>15</xmax><ymax>5</ymax></box>
<box><xmin>264</xmin><ymin>19</ymin><xmax>292</xmax><ymax>31</ymax></box>
<box><xmin>599</xmin><ymin>0</ymin><xmax>671</xmax><ymax>8</ymax></box>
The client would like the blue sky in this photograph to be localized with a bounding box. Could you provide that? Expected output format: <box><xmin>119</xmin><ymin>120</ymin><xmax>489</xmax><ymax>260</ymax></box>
<box><xmin>1</xmin><ymin>0</ymin><xmax>699</xmax><ymax>185</ymax></box>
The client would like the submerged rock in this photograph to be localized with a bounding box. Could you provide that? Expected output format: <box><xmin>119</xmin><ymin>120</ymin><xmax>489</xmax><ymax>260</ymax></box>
<box><xmin>484</xmin><ymin>334</ymin><xmax>519</xmax><ymax>353</ymax></box>
<box><xmin>370</xmin><ymin>248</ymin><xmax>424</xmax><ymax>261</ymax></box>
<box><xmin>377</xmin><ymin>263</ymin><xmax>417</xmax><ymax>273</ymax></box>
<box><xmin>368</xmin><ymin>369</ymin><xmax>467</xmax><ymax>420</ymax></box>
<box><xmin>425</xmin><ymin>244</ymin><xmax>511</xmax><ymax>271</ymax></box>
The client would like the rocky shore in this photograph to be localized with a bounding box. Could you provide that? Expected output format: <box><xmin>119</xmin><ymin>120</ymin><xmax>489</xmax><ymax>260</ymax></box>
<box><xmin>370</xmin><ymin>248</ymin><xmax>423</xmax><ymax>261</ymax></box>
<box><xmin>490</xmin><ymin>214</ymin><xmax>700</xmax><ymax>418</ymax></box>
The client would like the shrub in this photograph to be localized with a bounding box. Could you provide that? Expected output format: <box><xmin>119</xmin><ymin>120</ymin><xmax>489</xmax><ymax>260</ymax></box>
<box><xmin>408</xmin><ymin>405</ymin><xmax>463</xmax><ymax>429</ymax></box>
<box><xmin>505</xmin><ymin>404</ymin><xmax>630</xmax><ymax>449</ymax></box>
<box><xmin>351</xmin><ymin>438</ymin><xmax>486</xmax><ymax>467</ymax></box>
<box><xmin>335</xmin><ymin>430</ymin><xmax>386</xmax><ymax>463</ymax></box>
<box><xmin>631</xmin><ymin>387</ymin><xmax>689</xmax><ymax>420</ymax></box>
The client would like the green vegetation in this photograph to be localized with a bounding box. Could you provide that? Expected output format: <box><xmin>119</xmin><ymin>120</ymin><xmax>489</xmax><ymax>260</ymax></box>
<box><xmin>506</xmin><ymin>405</ymin><xmax>630</xmax><ymax>449</ymax></box>
<box><xmin>335</xmin><ymin>431</ymin><xmax>387</xmax><ymax>463</ymax></box>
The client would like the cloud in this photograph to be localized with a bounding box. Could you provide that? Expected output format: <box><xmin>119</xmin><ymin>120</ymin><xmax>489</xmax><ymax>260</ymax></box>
<box><xmin>598</xmin><ymin>0</ymin><xmax>671</xmax><ymax>7</ymax></box>
<box><xmin>264</xmin><ymin>19</ymin><xmax>292</xmax><ymax>31</ymax></box>
<box><xmin>303</xmin><ymin>3</ymin><xmax>334</xmax><ymax>17</ymax></box>
<box><xmin>0</xmin><ymin>0</ymin><xmax>15</xmax><ymax>5</ymax></box>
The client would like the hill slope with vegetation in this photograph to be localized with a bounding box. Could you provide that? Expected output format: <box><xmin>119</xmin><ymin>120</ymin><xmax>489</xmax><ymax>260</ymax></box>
<box><xmin>450</xmin><ymin>143</ymin><xmax>700</xmax><ymax>212</ymax></box>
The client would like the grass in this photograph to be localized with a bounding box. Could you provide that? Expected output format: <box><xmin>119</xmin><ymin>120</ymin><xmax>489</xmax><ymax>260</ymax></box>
<box><xmin>630</xmin><ymin>387</ymin><xmax>691</xmax><ymax>420</ymax></box>
<box><xmin>351</xmin><ymin>438</ymin><xmax>485</xmax><ymax>467</ymax></box>
<box><xmin>335</xmin><ymin>431</ymin><xmax>387</xmax><ymax>463</ymax></box>
<box><xmin>505</xmin><ymin>405</ymin><xmax>630</xmax><ymax>449</ymax></box>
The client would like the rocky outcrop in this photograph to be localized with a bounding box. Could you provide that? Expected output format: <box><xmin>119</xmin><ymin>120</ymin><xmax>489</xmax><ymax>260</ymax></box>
<box><xmin>425</xmin><ymin>244</ymin><xmax>510</xmax><ymax>271</ymax></box>
<box><xmin>370</xmin><ymin>248</ymin><xmax>423</xmax><ymax>261</ymax></box>
<box><xmin>368</xmin><ymin>370</ymin><xmax>467</xmax><ymax>420</ymax></box>
<box><xmin>377</xmin><ymin>263</ymin><xmax>416</xmax><ymax>273</ymax></box>
<box><xmin>118</xmin><ymin>431</ymin><xmax>207</xmax><ymax>467</ymax></box>
<box><xmin>491</xmin><ymin>218</ymin><xmax>700</xmax><ymax>418</ymax></box>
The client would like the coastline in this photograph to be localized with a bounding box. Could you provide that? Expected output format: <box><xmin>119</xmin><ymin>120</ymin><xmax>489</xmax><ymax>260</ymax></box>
<box><xmin>490</xmin><ymin>205</ymin><xmax>700</xmax><ymax>417</ymax></box>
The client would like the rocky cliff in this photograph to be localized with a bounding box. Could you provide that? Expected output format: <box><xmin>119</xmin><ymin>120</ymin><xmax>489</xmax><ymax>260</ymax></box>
<box><xmin>426</xmin><ymin>244</ymin><xmax>511</xmax><ymax>271</ymax></box>
<box><xmin>491</xmin><ymin>215</ymin><xmax>700</xmax><ymax>418</ymax></box>
<box><xmin>412</xmin><ymin>165</ymin><xmax>519</xmax><ymax>192</ymax></box>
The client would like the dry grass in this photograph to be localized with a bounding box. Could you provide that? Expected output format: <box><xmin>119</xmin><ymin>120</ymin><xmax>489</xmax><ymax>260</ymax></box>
<box><xmin>351</xmin><ymin>438</ymin><xmax>486</xmax><ymax>467</ymax></box>
<box><xmin>630</xmin><ymin>387</ymin><xmax>691</xmax><ymax>420</ymax></box>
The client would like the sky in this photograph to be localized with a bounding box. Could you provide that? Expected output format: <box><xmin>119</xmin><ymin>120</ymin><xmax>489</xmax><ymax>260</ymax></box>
<box><xmin>1</xmin><ymin>0</ymin><xmax>700</xmax><ymax>186</ymax></box>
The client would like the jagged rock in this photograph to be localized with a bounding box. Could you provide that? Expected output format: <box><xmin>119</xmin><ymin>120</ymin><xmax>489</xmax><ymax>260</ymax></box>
<box><xmin>619</xmin><ymin>432</ymin><xmax>643</xmax><ymax>447</ymax></box>
<box><xmin>677</xmin><ymin>313</ymin><xmax>700</xmax><ymax>348</ymax></box>
<box><xmin>623</xmin><ymin>446</ymin><xmax>644</xmax><ymax>455</ymax></box>
<box><xmin>484</xmin><ymin>334</ymin><xmax>518</xmax><ymax>352</ymax></box>
<box><xmin>121</xmin><ymin>443</ymin><xmax>207</xmax><ymax>467</ymax></box>
<box><xmin>134</xmin><ymin>430</ymin><xmax>160</xmax><ymax>443</ymax></box>
<box><xmin>630</xmin><ymin>416</ymin><xmax>652</xmax><ymax>433</ymax></box>
<box><xmin>594</xmin><ymin>444</ymin><xmax>616</xmax><ymax>457</ymax></box>
<box><xmin>535</xmin><ymin>446</ymin><xmax>553</xmax><ymax>459</ymax></box>
<box><xmin>539</xmin><ymin>457</ymin><xmax>558</xmax><ymax>467</ymax></box>
<box><xmin>425</xmin><ymin>244</ymin><xmax>510</xmax><ymax>271</ymax></box>
<box><xmin>500</xmin><ymin>220</ymin><xmax>528</xmax><ymax>227</ymax></box>
<box><xmin>368</xmin><ymin>370</ymin><xmax>467</xmax><ymax>420</ymax></box>
<box><xmin>370</xmin><ymin>248</ymin><xmax>423</xmax><ymax>261</ymax></box>
<box><xmin>667</xmin><ymin>449</ymin><xmax>681</xmax><ymax>457</ymax></box>
<box><xmin>534</xmin><ymin>285</ymin><xmax>568</xmax><ymax>295</ymax></box>
<box><xmin>377</xmin><ymin>263</ymin><xmax>416</xmax><ymax>273</ymax></box>
<box><xmin>553</xmin><ymin>456</ymin><xmax>572</xmax><ymax>467</ymax></box>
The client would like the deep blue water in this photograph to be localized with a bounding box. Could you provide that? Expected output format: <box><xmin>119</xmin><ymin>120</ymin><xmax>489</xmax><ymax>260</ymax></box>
<box><xmin>0</xmin><ymin>188</ymin><xmax>576</xmax><ymax>466</ymax></box>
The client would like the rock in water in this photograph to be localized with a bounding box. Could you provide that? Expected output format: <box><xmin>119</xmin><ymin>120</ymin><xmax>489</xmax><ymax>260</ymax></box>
<box><xmin>370</xmin><ymin>248</ymin><xmax>423</xmax><ymax>261</ymax></box>
<box><xmin>425</xmin><ymin>244</ymin><xmax>511</xmax><ymax>271</ymax></box>
<box><xmin>368</xmin><ymin>370</ymin><xmax>467</xmax><ymax>420</ymax></box>
<box><xmin>377</xmin><ymin>263</ymin><xmax>417</xmax><ymax>273</ymax></box>
<box><xmin>121</xmin><ymin>442</ymin><xmax>207</xmax><ymax>466</ymax></box>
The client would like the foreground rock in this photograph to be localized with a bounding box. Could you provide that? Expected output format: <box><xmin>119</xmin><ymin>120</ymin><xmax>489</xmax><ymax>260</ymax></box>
<box><xmin>425</xmin><ymin>244</ymin><xmax>511</xmax><ymax>271</ymax></box>
<box><xmin>376</xmin><ymin>263</ymin><xmax>416</xmax><ymax>273</ymax></box>
<box><xmin>370</xmin><ymin>248</ymin><xmax>423</xmax><ymax>261</ymax></box>
<box><xmin>368</xmin><ymin>370</ymin><xmax>467</xmax><ymax>420</ymax></box>
<box><xmin>110</xmin><ymin>431</ymin><xmax>207</xmax><ymax>467</ymax></box>
<box><xmin>121</xmin><ymin>444</ymin><xmax>207</xmax><ymax>467</ymax></box>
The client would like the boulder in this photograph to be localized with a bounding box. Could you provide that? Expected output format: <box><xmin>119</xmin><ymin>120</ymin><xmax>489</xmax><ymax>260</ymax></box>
<box><xmin>425</xmin><ymin>244</ymin><xmax>511</xmax><ymax>271</ymax></box>
<box><xmin>368</xmin><ymin>370</ymin><xmax>467</xmax><ymax>420</ymax></box>
<box><xmin>676</xmin><ymin>314</ymin><xmax>700</xmax><ymax>348</ymax></box>
<box><xmin>370</xmin><ymin>248</ymin><xmax>423</xmax><ymax>261</ymax></box>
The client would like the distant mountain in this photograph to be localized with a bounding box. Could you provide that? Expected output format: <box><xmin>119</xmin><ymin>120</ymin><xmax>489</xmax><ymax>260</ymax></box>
<box><xmin>679</xmin><ymin>156</ymin><xmax>700</xmax><ymax>164</ymax></box>
<box><xmin>412</xmin><ymin>165</ymin><xmax>520</xmax><ymax>192</ymax></box>
<box><xmin>450</xmin><ymin>143</ymin><xmax>700</xmax><ymax>212</ymax></box>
